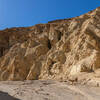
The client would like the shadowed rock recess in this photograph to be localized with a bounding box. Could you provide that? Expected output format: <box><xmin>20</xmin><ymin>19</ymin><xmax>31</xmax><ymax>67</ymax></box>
<box><xmin>1</xmin><ymin>7</ymin><xmax>100</xmax><ymax>82</ymax></box>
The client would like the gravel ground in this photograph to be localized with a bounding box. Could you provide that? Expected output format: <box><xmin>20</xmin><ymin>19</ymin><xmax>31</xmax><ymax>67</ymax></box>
<box><xmin>0</xmin><ymin>80</ymin><xmax>100</xmax><ymax>100</ymax></box>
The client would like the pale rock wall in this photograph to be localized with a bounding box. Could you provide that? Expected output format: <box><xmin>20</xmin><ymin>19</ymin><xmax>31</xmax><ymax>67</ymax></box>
<box><xmin>0</xmin><ymin>7</ymin><xmax>100</xmax><ymax>81</ymax></box>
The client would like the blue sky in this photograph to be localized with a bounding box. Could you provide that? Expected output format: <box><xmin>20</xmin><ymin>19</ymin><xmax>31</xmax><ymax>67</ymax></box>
<box><xmin>0</xmin><ymin>0</ymin><xmax>99</xmax><ymax>30</ymax></box>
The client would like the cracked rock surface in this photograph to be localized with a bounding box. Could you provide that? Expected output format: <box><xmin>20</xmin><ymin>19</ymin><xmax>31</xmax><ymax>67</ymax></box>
<box><xmin>0</xmin><ymin>7</ymin><xmax>100</xmax><ymax>85</ymax></box>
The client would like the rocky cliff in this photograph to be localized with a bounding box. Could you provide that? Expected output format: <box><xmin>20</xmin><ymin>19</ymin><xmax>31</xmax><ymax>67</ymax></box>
<box><xmin>0</xmin><ymin>7</ymin><xmax>100</xmax><ymax>82</ymax></box>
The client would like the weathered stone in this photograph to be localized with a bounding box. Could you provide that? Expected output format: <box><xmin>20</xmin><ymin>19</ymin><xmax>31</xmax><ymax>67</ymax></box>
<box><xmin>0</xmin><ymin>7</ymin><xmax>100</xmax><ymax>81</ymax></box>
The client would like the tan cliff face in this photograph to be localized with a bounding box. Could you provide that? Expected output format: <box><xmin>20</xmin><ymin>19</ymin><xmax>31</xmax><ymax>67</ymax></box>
<box><xmin>0</xmin><ymin>7</ymin><xmax>100</xmax><ymax>81</ymax></box>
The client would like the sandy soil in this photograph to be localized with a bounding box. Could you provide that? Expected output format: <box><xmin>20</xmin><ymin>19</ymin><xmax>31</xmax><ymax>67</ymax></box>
<box><xmin>0</xmin><ymin>80</ymin><xmax>100</xmax><ymax>100</ymax></box>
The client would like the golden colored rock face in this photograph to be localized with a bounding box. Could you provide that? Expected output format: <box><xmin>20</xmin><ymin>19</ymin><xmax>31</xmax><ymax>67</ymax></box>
<box><xmin>0</xmin><ymin>7</ymin><xmax>100</xmax><ymax>81</ymax></box>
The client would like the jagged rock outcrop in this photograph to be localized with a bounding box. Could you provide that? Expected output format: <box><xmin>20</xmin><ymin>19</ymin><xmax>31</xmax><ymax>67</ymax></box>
<box><xmin>0</xmin><ymin>7</ymin><xmax>100</xmax><ymax>81</ymax></box>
